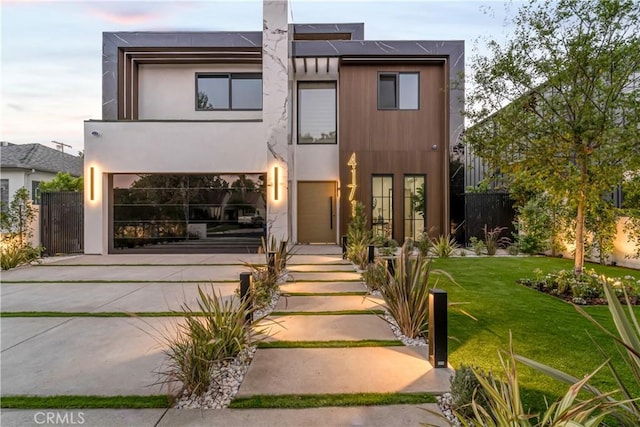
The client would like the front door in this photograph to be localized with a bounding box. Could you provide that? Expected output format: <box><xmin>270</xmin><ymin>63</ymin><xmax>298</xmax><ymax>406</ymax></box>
<box><xmin>297</xmin><ymin>181</ymin><xmax>336</xmax><ymax>243</ymax></box>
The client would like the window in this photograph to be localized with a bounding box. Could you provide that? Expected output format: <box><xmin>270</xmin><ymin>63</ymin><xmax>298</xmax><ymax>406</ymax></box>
<box><xmin>31</xmin><ymin>181</ymin><xmax>41</xmax><ymax>204</ymax></box>
<box><xmin>378</xmin><ymin>72</ymin><xmax>419</xmax><ymax>110</ymax></box>
<box><xmin>404</xmin><ymin>175</ymin><xmax>425</xmax><ymax>241</ymax></box>
<box><xmin>196</xmin><ymin>73</ymin><xmax>262</xmax><ymax>110</ymax></box>
<box><xmin>0</xmin><ymin>179</ymin><xmax>8</xmax><ymax>213</ymax></box>
<box><xmin>372</xmin><ymin>175</ymin><xmax>393</xmax><ymax>238</ymax></box>
<box><xmin>298</xmin><ymin>82</ymin><xmax>337</xmax><ymax>144</ymax></box>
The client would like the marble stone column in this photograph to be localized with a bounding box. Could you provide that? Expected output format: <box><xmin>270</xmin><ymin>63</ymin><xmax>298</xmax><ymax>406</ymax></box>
<box><xmin>263</xmin><ymin>0</ymin><xmax>289</xmax><ymax>242</ymax></box>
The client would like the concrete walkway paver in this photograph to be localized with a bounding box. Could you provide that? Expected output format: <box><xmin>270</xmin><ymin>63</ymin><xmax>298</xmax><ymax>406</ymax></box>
<box><xmin>275</xmin><ymin>295</ymin><xmax>383</xmax><ymax>312</ymax></box>
<box><xmin>238</xmin><ymin>347</ymin><xmax>451</xmax><ymax>396</ymax></box>
<box><xmin>159</xmin><ymin>404</ymin><xmax>448</xmax><ymax>426</ymax></box>
<box><xmin>280</xmin><ymin>281</ymin><xmax>366</xmax><ymax>294</ymax></box>
<box><xmin>1</xmin><ymin>283</ymin><xmax>237</xmax><ymax>313</ymax></box>
<box><xmin>1</xmin><ymin>317</ymin><xmax>177</xmax><ymax>396</ymax></box>
<box><xmin>0</xmin><ymin>247</ymin><xmax>451</xmax><ymax>426</ymax></box>
<box><xmin>260</xmin><ymin>314</ymin><xmax>396</xmax><ymax>341</ymax></box>
<box><xmin>0</xmin><ymin>409</ymin><xmax>167</xmax><ymax>427</ymax></box>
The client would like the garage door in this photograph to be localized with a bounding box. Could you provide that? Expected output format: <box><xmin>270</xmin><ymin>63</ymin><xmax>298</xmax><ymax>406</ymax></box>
<box><xmin>297</xmin><ymin>181</ymin><xmax>336</xmax><ymax>243</ymax></box>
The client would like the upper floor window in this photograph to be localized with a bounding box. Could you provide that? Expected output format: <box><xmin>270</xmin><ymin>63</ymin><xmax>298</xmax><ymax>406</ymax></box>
<box><xmin>378</xmin><ymin>72</ymin><xmax>419</xmax><ymax>110</ymax></box>
<box><xmin>298</xmin><ymin>81</ymin><xmax>337</xmax><ymax>144</ymax></box>
<box><xmin>196</xmin><ymin>73</ymin><xmax>262</xmax><ymax>111</ymax></box>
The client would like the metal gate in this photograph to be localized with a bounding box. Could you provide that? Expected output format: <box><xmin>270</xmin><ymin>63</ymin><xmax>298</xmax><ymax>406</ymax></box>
<box><xmin>40</xmin><ymin>192</ymin><xmax>84</xmax><ymax>256</ymax></box>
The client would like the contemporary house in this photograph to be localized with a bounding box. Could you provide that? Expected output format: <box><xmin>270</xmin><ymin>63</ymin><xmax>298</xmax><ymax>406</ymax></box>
<box><xmin>84</xmin><ymin>0</ymin><xmax>464</xmax><ymax>254</ymax></box>
<box><xmin>0</xmin><ymin>142</ymin><xmax>83</xmax><ymax>209</ymax></box>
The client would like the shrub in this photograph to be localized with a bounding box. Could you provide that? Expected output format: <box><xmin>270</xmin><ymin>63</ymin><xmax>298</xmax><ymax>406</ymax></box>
<box><xmin>468</xmin><ymin>236</ymin><xmax>486</xmax><ymax>255</ymax></box>
<box><xmin>346</xmin><ymin>202</ymin><xmax>371</xmax><ymax>269</ymax></box>
<box><xmin>160</xmin><ymin>285</ymin><xmax>257</xmax><ymax>397</ymax></box>
<box><xmin>449</xmin><ymin>365</ymin><xmax>488</xmax><ymax>420</ymax></box>
<box><xmin>362</xmin><ymin>259</ymin><xmax>389</xmax><ymax>292</ymax></box>
<box><xmin>430</xmin><ymin>235</ymin><xmax>459</xmax><ymax>258</ymax></box>
<box><xmin>416</xmin><ymin>232</ymin><xmax>432</xmax><ymax>256</ymax></box>
<box><xmin>1</xmin><ymin>187</ymin><xmax>42</xmax><ymax>270</ymax></box>
<box><xmin>1</xmin><ymin>242</ymin><xmax>42</xmax><ymax>270</ymax></box>
<box><xmin>242</xmin><ymin>236</ymin><xmax>289</xmax><ymax>310</ymax></box>
<box><xmin>518</xmin><ymin>269</ymin><xmax>640</xmax><ymax>305</ymax></box>
<box><xmin>374</xmin><ymin>236</ymin><xmax>398</xmax><ymax>257</ymax></box>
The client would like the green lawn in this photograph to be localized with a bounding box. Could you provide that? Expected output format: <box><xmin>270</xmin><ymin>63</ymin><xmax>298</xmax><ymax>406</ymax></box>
<box><xmin>429</xmin><ymin>256</ymin><xmax>640</xmax><ymax>412</ymax></box>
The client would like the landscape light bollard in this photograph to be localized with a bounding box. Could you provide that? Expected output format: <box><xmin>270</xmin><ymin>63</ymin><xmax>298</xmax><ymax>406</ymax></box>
<box><xmin>368</xmin><ymin>245</ymin><xmax>375</xmax><ymax>264</ymax></box>
<box><xmin>278</xmin><ymin>241</ymin><xmax>287</xmax><ymax>270</ymax></box>
<box><xmin>341</xmin><ymin>235</ymin><xmax>348</xmax><ymax>258</ymax></box>
<box><xmin>268</xmin><ymin>251</ymin><xmax>276</xmax><ymax>275</ymax></box>
<box><xmin>386</xmin><ymin>258</ymin><xmax>395</xmax><ymax>277</ymax></box>
<box><xmin>428</xmin><ymin>289</ymin><xmax>448</xmax><ymax>368</ymax></box>
<box><xmin>240</xmin><ymin>272</ymin><xmax>253</xmax><ymax>324</ymax></box>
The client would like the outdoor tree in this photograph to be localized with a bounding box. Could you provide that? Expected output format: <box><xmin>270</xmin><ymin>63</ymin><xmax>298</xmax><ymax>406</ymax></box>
<box><xmin>38</xmin><ymin>172</ymin><xmax>83</xmax><ymax>193</ymax></box>
<box><xmin>465</xmin><ymin>0</ymin><xmax>640</xmax><ymax>274</ymax></box>
<box><xmin>1</xmin><ymin>187</ymin><xmax>36</xmax><ymax>247</ymax></box>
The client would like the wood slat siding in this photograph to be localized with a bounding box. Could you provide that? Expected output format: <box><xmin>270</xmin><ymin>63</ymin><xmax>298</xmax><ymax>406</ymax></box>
<box><xmin>339</xmin><ymin>63</ymin><xmax>448</xmax><ymax>242</ymax></box>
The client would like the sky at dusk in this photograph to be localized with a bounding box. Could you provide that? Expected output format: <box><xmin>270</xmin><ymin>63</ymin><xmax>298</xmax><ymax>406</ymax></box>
<box><xmin>1</xmin><ymin>0</ymin><xmax>519</xmax><ymax>156</ymax></box>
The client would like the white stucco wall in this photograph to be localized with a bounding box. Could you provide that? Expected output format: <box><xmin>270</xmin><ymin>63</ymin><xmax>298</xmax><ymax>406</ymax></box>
<box><xmin>85</xmin><ymin>121</ymin><xmax>265</xmax><ymax>173</ymax></box>
<box><xmin>83</xmin><ymin>120</ymin><xmax>267</xmax><ymax>254</ymax></box>
<box><xmin>138</xmin><ymin>64</ymin><xmax>262</xmax><ymax>120</ymax></box>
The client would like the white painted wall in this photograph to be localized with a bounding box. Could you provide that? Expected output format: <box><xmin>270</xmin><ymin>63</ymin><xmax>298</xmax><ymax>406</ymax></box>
<box><xmin>553</xmin><ymin>216</ymin><xmax>640</xmax><ymax>270</ymax></box>
<box><xmin>83</xmin><ymin>120</ymin><xmax>267</xmax><ymax>254</ymax></box>
<box><xmin>138</xmin><ymin>64</ymin><xmax>262</xmax><ymax>120</ymax></box>
<box><xmin>85</xmin><ymin>121</ymin><xmax>266</xmax><ymax>173</ymax></box>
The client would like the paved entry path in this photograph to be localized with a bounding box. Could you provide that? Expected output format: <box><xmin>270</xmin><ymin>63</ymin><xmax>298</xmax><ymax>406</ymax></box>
<box><xmin>1</xmin><ymin>246</ymin><xmax>450</xmax><ymax>426</ymax></box>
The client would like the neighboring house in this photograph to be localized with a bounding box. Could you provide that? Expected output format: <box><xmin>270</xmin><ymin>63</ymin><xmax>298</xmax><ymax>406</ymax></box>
<box><xmin>0</xmin><ymin>142</ymin><xmax>83</xmax><ymax>209</ymax></box>
<box><xmin>84</xmin><ymin>0</ymin><xmax>464</xmax><ymax>254</ymax></box>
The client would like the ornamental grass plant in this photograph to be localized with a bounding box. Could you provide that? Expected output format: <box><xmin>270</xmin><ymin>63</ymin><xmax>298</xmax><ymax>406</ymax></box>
<box><xmin>378</xmin><ymin>242</ymin><xmax>455</xmax><ymax>339</ymax></box>
<box><xmin>159</xmin><ymin>285</ymin><xmax>260</xmax><ymax>397</ymax></box>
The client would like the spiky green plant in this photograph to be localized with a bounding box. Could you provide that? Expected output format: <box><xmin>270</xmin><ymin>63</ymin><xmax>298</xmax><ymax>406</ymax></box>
<box><xmin>160</xmin><ymin>285</ymin><xmax>257</xmax><ymax>396</ymax></box>
<box><xmin>456</xmin><ymin>336</ymin><xmax>626</xmax><ymax>427</ymax></box>
<box><xmin>378</xmin><ymin>243</ymin><xmax>455</xmax><ymax>339</ymax></box>
<box><xmin>430</xmin><ymin>235</ymin><xmax>459</xmax><ymax>258</ymax></box>
<box><xmin>346</xmin><ymin>202</ymin><xmax>371</xmax><ymax>269</ymax></box>
<box><xmin>362</xmin><ymin>259</ymin><xmax>389</xmax><ymax>292</ymax></box>
<box><xmin>519</xmin><ymin>282</ymin><xmax>640</xmax><ymax>423</ymax></box>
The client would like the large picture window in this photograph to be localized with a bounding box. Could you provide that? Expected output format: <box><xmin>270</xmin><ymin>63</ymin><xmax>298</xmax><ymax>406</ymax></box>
<box><xmin>378</xmin><ymin>72</ymin><xmax>419</xmax><ymax>110</ymax></box>
<box><xmin>404</xmin><ymin>175</ymin><xmax>425</xmax><ymax>241</ymax></box>
<box><xmin>372</xmin><ymin>175</ymin><xmax>393</xmax><ymax>238</ymax></box>
<box><xmin>112</xmin><ymin>173</ymin><xmax>266</xmax><ymax>250</ymax></box>
<box><xmin>196</xmin><ymin>73</ymin><xmax>262</xmax><ymax>110</ymax></box>
<box><xmin>297</xmin><ymin>82</ymin><xmax>337</xmax><ymax>144</ymax></box>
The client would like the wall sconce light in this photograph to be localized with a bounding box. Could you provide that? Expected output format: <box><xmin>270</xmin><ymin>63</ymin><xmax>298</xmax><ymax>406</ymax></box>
<box><xmin>431</xmin><ymin>144</ymin><xmax>438</xmax><ymax>151</ymax></box>
<box><xmin>90</xmin><ymin>167</ymin><xmax>95</xmax><ymax>201</ymax></box>
<box><xmin>91</xmin><ymin>131</ymin><xmax>100</xmax><ymax>137</ymax></box>
<box><xmin>273</xmin><ymin>166</ymin><xmax>279</xmax><ymax>201</ymax></box>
